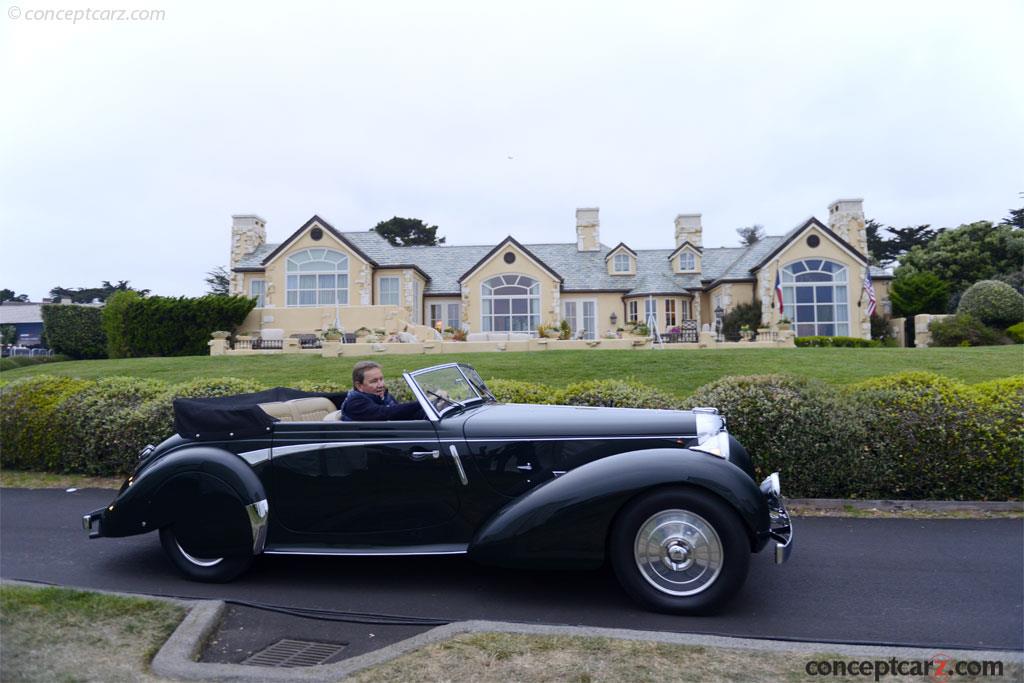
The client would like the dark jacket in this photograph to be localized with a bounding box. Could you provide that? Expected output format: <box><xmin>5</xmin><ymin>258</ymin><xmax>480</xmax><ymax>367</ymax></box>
<box><xmin>341</xmin><ymin>389</ymin><xmax>425</xmax><ymax>421</ymax></box>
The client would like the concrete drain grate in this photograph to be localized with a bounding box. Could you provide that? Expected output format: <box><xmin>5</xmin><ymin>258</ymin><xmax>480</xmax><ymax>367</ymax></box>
<box><xmin>243</xmin><ymin>639</ymin><xmax>348</xmax><ymax>668</ymax></box>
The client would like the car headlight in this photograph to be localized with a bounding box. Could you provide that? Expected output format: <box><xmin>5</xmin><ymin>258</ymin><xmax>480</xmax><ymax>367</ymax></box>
<box><xmin>692</xmin><ymin>409</ymin><xmax>731</xmax><ymax>459</ymax></box>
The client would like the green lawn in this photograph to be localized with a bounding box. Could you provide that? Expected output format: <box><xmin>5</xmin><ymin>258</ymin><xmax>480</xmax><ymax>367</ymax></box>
<box><xmin>2</xmin><ymin>347</ymin><xmax>1021</xmax><ymax>397</ymax></box>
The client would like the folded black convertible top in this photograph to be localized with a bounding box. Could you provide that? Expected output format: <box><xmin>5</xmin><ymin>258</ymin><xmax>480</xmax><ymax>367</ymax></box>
<box><xmin>173</xmin><ymin>387</ymin><xmax>347</xmax><ymax>440</ymax></box>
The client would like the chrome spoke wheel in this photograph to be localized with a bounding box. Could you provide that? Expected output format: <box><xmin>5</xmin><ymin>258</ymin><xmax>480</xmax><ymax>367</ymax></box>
<box><xmin>175</xmin><ymin>540</ymin><xmax>224</xmax><ymax>568</ymax></box>
<box><xmin>634</xmin><ymin>509</ymin><xmax>723</xmax><ymax>596</ymax></box>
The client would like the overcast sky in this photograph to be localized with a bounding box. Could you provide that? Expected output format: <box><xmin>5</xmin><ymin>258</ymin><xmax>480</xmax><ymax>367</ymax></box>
<box><xmin>1</xmin><ymin>1</ymin><xmax>1021</xmax><ymax>300</ymax></box>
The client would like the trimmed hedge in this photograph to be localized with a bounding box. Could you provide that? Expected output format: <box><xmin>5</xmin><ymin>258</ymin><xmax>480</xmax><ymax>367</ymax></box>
<box><xmin>0</xmin><ymin>355</ymin><xmax>69</xmax><ymax>372</ymax></box>
<box><xmin>957</xmin><ymin>280</ymin><xmax>1024</xmax><ymax>327</ymax></box>
<box><xmin>112</xmin><ymin>295</ymin><xmax>257</xmax><ymax>357</ymax></box>
<box><xmin>0</xmin><ymin>371</ymin><xmax>1020</xmax><ymax>500</ymax></box>
<box><xmin>928</xmin><ymin>313</ymin><xmax>1009</xmax><ymax>347</ymax></box>
<box><xmin>795</xmin><ymin>336</ymin><xmax>879</xmax><ymax>348</ymax></box>
<box><xmin>41</xmin><ymin>305</ymin><xmax>107</xmax><ymax>359</ymax></box>
<box><xmin>1005</xmin><ymin>322</ymin><xmax>1024</xmax><ymax>344</ymax></box>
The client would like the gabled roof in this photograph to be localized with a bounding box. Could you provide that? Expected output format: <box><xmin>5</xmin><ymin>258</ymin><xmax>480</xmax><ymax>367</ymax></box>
<box><xmin>457</xmin><ymin>236</ymin><xmax>564</xmax><ymax>283</ymax></box>
<box><xmin>750</xmin><ymin>217</ymin><xmax>867</xmax><ymax>272</ymax></box>
<box><xmin>667</xmin><ymin>241</ymin><xmax>703</xmax><ymax>261</ymax></box>
<box><xmin>260</xmin><ymin>215</ymin><xmax>380</xmax><ymax>268</ymax></box>
<box><xmin>604</xmin><ymin>242</ymin><xmax>637</xmax><ymax>261</ymax></box>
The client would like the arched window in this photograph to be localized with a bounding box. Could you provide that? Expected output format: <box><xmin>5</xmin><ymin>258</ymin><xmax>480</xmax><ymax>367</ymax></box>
<box><xmin>481</xmin><ymin>274</ymin><xmax>540</xmax><ymax>333</ymax></box>
<box><xmin>780</xmin><ymin>259</ymin><xmax>849</xmax><ymax>337</ymax></box>
<box><xmin>285</xmin><ymin>248</ymin><xmax>348</xmax><ymax>307</ymax></box>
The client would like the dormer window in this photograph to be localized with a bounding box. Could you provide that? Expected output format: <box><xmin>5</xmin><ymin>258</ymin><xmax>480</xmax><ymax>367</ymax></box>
<box><xmin>613</xmin><ymin>253</ymin><xmax>631</xmax><ymax>273</ymax></box>
<box><xmin>679</xmin><ymin>252</ymin><xmax>695</xmax><ymax>271</ymax></box>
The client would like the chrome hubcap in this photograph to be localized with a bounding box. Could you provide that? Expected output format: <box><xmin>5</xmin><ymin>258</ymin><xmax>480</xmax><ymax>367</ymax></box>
<box><xmin>634</xmin><ymin>509</ymin><xmax>723</xmax><ymax>596</ymax></box>
<box><xmin>175</xmin><ymin>540</ymin><xmax>224</xmax><ymax>567</ymax></box>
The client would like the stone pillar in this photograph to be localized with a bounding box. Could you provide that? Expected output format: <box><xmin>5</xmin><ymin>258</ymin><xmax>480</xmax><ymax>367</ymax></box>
<box><xmin>209</xmin><ymin>339</ymin><xmax>228</xmax><ymax>356</ymax></box>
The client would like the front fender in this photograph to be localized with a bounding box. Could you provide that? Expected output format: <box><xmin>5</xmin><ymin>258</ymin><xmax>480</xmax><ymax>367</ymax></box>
<box><xmin>468</xmin><ymin>448</ymin><xmax>768</xmax><ymax>570</ymax></box>
<box><xmin>92</xmin><ymin>446</ymin><xmax>267</xmax><ymax>556</ymax></box>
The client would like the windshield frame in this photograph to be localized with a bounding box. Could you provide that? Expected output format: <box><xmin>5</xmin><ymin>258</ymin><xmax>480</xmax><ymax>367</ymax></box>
<box><xmin>403</xmin><ymin>363</ymin><xmax>495</xmax><ymax>422</ymax></box>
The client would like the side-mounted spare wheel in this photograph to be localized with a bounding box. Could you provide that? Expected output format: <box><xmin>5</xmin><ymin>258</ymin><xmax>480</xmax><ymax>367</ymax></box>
<box><xmin>610</xmin><ymin>487</ymin><xmax>750</xmax><ymax>615</ymax></box>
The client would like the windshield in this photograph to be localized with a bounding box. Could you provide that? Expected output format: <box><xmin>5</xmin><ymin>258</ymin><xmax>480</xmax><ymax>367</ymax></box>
<box><xmin>409</xmin><ymin>364</ymin><xmax>494</xmax><ymax>416</ymax></box>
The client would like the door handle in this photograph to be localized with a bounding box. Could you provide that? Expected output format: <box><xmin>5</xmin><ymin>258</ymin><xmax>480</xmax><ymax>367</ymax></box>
<box><xmin>410</xmin><ymin>450</ymin><xmax>439</xmax><ymax>461</ymax></box>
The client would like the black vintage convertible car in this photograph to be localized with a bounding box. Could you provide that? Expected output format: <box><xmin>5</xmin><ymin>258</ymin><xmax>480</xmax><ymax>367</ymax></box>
<box><xmin>84</xmin><ymin>362</ymin><xmax>792</xmax><ymax>614</ymax></box>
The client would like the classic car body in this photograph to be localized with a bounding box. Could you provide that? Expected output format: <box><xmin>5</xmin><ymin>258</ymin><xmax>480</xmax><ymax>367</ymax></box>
<box><xmin>84</xmin><ymin>362</ymin><xmax>792</xmax><ymax>613</ymax></box>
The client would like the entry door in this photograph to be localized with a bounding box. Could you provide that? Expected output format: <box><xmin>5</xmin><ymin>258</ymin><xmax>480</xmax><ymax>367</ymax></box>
<box><xmin>581</xmin><ymin>300</ymin><xmax>597</xmax><ymax>340</ymax></box>
<box><xmin>563</xmin><ymin>301</ymin><xmax>577</xmax><ymax>336</ymax></box>
<box><xmin>268</xmin><ymin>421</ymin><xmax>460</xmax><ymax>535</ymax></box>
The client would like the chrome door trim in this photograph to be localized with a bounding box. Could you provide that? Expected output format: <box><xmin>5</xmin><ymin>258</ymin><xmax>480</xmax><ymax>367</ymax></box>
<box><xmin>448</xmin><ymin>445</ymin><xmax>469</xmax><ymax>486</ymax></box>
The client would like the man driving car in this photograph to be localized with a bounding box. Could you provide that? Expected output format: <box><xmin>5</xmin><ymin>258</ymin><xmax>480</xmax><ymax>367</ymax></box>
<box><xmin>340</xmin><ymin>361</ymin><xmax>426</xmax><ymax>421</ymax></box>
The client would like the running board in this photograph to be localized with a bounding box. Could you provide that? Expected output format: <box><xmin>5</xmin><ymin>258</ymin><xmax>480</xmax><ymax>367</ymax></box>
<box><xmin>263</xmin><ymin>543</ymin><xmax>468</xmax><ymax>557</ymax></box>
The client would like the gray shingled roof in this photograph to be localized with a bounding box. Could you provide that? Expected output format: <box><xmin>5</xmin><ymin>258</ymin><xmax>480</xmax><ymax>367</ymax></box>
<box><xmin>235</xmin><ymin>225</ymin><xmax>889</xmax><ymax>296</ymax></box>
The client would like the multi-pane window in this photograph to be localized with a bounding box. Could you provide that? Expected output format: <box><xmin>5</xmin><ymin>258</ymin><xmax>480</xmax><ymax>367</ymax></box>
<box><xmin>613</xmin><ymin>253</ymin><xmax>631</xmax><ymax>273</ymax></box>
<box><xmin>678</xmin><ymin>252</ymin><xmax>695</xmax><ymax>271</ymax></box>
<box><xmin>481</xmin><ymin>274</ymin><xmax>540</xmax><ymax>333</ymax></box>
<box><xmin>664</xmin><ymin>299</ymin><xmax>676</xmax><ymax>327</ymax></box>
<box><xmin>378</xmin><ymin>277</ymin><xmax>400</xmax><ymax>306</ymax></box>
<box><xmin>628</xmin><ymin>300</ymin><xmax>638</xmax><ymax>323</ymax></box>
<box><xmin>681</xmin><ymin>299</ymin><xmax>691</xmax><ymax>320</ymax></box>
<box><xmin>780</xmin><ymin>259</ymin><xmax>849</xmax><ymax>337</ymax></box>
<box><xmin>430</xmin><ymin>303</ymin><xmax>461</xmax><ymax>330</ymax></box>
<box><xmin>250</xmin><ymin>279</ymin><xmax>265</xmax><ymax>307</ymax></box>
<box><xmin>285</xmin><ymin>249</ymin><xmax>348</xmax><ymax>307</ymax></box>
<box><xmin>644</xmin><ymin>298</ymin><xmax>657</xmax><ymax>328</ymax></box>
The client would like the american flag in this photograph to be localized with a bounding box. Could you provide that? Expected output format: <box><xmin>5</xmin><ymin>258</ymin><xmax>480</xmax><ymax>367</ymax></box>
<box><xmin>775</xmin><ymin>269</ymin><xmax>784</xmax><ymax>313</ymax></box>
<box><xmin>863</xmin><ymin>268</ymin><xmax>877</xmax><ymax>317</ymax></box>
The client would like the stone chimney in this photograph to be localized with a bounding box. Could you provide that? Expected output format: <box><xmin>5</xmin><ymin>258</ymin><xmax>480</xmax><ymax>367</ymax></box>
<box><xmin>827</xmin><ymin>199</ymin><xmax>866</xmax><ymax>256</ymax></box>
<box><xmin>230</xmin><ymin>214</ymin><xmax>267</xmax><ymax>294</ymax></box>
<box><xmin>674</xmin><ymin>213</ymin><xmax>702</xmax><ymax>248</ymax></box>
<box><xmin>575</xmin><ymin>208</ymin><xmax>600</xmax><ymax>251</ymax></box>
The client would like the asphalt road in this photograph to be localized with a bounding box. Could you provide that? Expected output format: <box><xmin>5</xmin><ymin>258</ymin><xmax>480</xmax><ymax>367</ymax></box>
<box><xmin>2</xmin><ymin>487</ymin><xmax>1021</xmax><ymax>658</ymax></box>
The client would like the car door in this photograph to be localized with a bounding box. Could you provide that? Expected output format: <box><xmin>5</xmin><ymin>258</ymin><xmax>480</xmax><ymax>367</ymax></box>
<box><xmin>267</xmin><ymin>419</ymin><xmax>461</xmax><ymax>536</ymax></box>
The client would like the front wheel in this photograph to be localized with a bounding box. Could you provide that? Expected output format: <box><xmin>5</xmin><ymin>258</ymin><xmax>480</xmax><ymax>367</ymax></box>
<box><xmin>610</xmin><ymin>488</ymin><xmax>750</xmax><ymax>614</ymax></box>
<box><xmin>159</xmin><ymin>526</ymin><xmax>252</xmax><ymax>583</ymax></box>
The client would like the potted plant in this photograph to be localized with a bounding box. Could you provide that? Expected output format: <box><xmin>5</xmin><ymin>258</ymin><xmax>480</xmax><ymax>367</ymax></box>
<box><xmin>322</xmin><ymin>327</ymin><xmax>342</xmax><ymax>341</ymax></box>
<box><xmin>777</xmin><ymin>318</ymin><xmax>792</xmax><ymax>332</ymax></box>
<box><xmin>739</xmin><ymin>324</ymin><xmax>753</xmax><ymax>341</ymax></box>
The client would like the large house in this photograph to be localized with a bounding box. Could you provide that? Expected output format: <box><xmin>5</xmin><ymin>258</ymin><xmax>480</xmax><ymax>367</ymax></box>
<box><xmin>229</xmin><ymin>198</ymin><xmax>892</xmax><ymax>341</ymax></box>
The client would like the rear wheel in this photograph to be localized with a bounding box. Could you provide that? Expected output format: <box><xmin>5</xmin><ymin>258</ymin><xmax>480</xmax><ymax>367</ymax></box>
<box><xmin>159</xmin><ymin>526</ymin><xmax>252</xmax><ymax>582</ymax></box>
<box><xmin>610</xmin><ymin>488</ymin><xmax>750</xmax><ymax>614</ymax></box>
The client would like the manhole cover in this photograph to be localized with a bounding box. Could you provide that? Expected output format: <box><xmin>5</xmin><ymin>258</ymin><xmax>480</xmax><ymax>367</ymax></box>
<box><xmin>242</xmin><ymin>639</ymin><xmax>347</xmax><ymax>667</ymax></box>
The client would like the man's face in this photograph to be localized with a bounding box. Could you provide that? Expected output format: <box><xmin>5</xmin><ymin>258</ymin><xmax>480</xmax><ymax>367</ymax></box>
<box><xmin>355</xmin><ymin>367</ymin><xmax>386</xmax><ymax>397</ymax></box>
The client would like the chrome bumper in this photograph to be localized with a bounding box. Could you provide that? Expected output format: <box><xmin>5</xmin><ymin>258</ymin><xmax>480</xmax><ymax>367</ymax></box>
<box><xmin>761</xmin><ymin>472</ymin><xmax>793</xmax><ymax>564</ymax></box>
<box><xmin>82</xmin><ymin>508</ymin><xmax>104</xmax><ymax>539</ymax></box>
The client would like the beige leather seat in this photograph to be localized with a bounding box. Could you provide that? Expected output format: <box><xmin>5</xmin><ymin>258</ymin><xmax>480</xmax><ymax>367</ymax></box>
<box><xmin>258</xmin><ymin>397</ymin><xmax>338</xmax><ymax>422</ymax></box>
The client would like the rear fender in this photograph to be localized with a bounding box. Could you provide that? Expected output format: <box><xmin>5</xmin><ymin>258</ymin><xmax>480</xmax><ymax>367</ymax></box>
<box><xmin>97</xmin><ymin>447</ymin><xmax>267</xmax><ymax>557</ymax></box>
<box><xmin>468</xmin><ymin>448</ymin><xmax>768</xmax><ymax>569</ymax></box>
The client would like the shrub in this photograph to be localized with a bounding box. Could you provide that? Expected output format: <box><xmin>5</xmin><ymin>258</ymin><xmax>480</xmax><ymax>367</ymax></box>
<box><xmin>869</xmin><ymin>313</ymin><xmax>896</xmax><ymax>343</ymax></box>
<box><xmin>116</xmin><ymin>295</ymin><xmax>256</xmax><ymax>357</ymax></box>
<box><xmin>0</xmin><ymin>376</ymin><xmax>93</xmax><ymax>470</ymax></box>
<box><xmin>846</xmin><ymin>372</ymin><xmax>1021</xmax><ymax>500</ymax></box>
<box><xmin>0</xmin><ymin>324</ymin><xmax>16</xmax><ymax>345</ymax></box>
<box><xmin>292</xmin><ymin>380</ymin><xmax>349</xmax><ymax>394</ymax></box>
<box><xmin>928</xmin><ymin>313</ymin><xmax>1008</xmax><ymax>347</ymax></box>
<box><xmin>101</xmin><ymin>290</ymin><xmax>143</xmax><ymax>358</ymax></box>
<box><xmin>41</xmin><ymin>304</ymin><xmax>106</xmax><ymax>359</ymax></box>
<box><xmin>957</xmin><ymin>280</ymin><xmax>1024</xmax><ymax>327</ymax></box>
<box><xmin>685</xmin><ymin>375</ymin><xmax>862</xmax><ymax>497</ymax></box>
<box><xmin>1007</xmin><ymin>322</ymin><xmax>1024</xmax><ymax>344</ymax></box>
<box><xmin>794</xmin><ymin>336</ymin><xmax>879</xmax><ymax>348</ymax></box>
<box><xmin>488</xmin><ymin>379</ymin><xmax>558</xmax><ymax>404</ymax></box>
<box><xmin>890</xmin><ymin>270</ymin><xmax>949</xmax><ymax>317</ymax></box>
<box><xmin>57</xmin><ymin>377</ymin><xmax>170</xmax><ymax>475</ymax></box>
<box><xmin>721</xmin><ymin>303</ymin><xmax>762</xmax><ymax>342</ymax></box>
<box><xmin>558</xmin><ymin>379</ymin><xmax>680</xmax><ymax>410</ymax></box>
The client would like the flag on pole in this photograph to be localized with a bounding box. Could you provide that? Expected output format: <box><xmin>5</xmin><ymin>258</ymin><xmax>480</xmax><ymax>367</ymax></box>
<box><xmin>774</xmin><ymin>269</ymin><xmax>784</xmax><ymax>314</ymax></box>
<box><xmin>863</xmin><ymin>268</ymin><xmax>877</xmax><ymax>317</ymax></box>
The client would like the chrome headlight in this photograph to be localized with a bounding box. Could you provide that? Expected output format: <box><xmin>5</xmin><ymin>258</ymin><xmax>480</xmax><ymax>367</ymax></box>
<box><xmin>692</xmin><ymin>408</ymin><xmax>731</xmax><ymax>459</ymax></box>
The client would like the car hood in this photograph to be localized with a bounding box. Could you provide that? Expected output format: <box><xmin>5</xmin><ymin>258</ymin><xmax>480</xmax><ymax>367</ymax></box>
<box><xmin>462</xmin><ymin>402</ymin><xmax>697</xmax><ymax>439</ymax></box>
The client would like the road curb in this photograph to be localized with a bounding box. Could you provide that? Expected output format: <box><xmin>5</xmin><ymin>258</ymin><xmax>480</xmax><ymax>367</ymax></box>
<box><xmin>149</xmin><ymin>601</ymin><xmax>1024</xmax><ymax>682</ymax></box>
<box><xmin>787</xmin><ymin>498</ymin><xmax>1023</xmax><ymax>513</ymax></box>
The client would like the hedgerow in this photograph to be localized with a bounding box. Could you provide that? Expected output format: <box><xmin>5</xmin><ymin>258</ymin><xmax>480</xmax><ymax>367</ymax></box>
<box><xmin>0</xmin><ymin>371</ymin><xmax>1019</xmax><ymax>499</ymax></box>
<box><xmin>794</xmin><ymin>336</ymin><xmax>879</xmax><ymax>348</ymax></box>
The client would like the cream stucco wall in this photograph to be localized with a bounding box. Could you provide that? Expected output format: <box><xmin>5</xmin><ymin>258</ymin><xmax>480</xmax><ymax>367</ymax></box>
<box><xmin>460</xmin><ymin>243</ymin><xmax>562</xmax><ymax>332</ymax></box>
<box><xmin>606</xmin><ymin>248</ymin><xmax>637</xmax><ymax>276</ymax></box>
<box><xmin>560</xmin><ymin>292</ymin><xmax>629</xmax><ymax>337</ymax></box>
<box><xmin>671</xmin><ymin>248</ymin><xmax>701</xmax><ymax>275</ymax></box>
